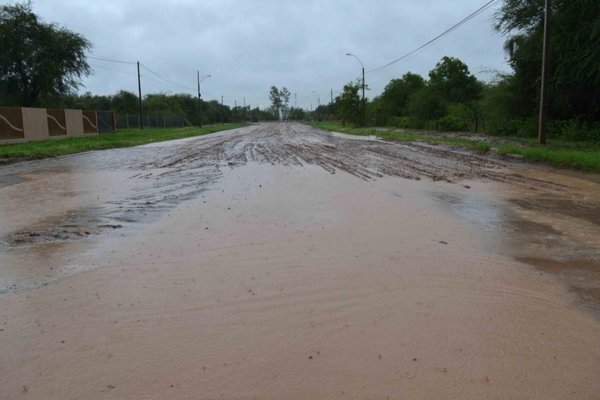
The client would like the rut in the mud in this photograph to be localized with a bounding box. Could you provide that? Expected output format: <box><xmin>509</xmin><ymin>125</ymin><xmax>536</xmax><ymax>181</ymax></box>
<box><xmin>139</xmin><ymin>123</ymin><xmax>563</xmax><ymax>188</ymax></box>
<box><xmin>0</xmin><ymin>122</ymin><xmax>575</xmax><ymax>250</ymax></box>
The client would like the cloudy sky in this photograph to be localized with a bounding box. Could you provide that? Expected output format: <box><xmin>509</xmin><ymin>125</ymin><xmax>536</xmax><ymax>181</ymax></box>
<box><xmin>9</xmin><ymin>0</ymin><xmax>510</xmax><ymax>109</ymax></box>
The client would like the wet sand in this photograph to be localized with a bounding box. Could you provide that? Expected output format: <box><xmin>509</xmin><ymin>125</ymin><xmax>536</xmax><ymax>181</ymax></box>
<box><xmin>0</xmin><ymin>123</ymin><xmax>599</xmax><ymax>399</ymax></box>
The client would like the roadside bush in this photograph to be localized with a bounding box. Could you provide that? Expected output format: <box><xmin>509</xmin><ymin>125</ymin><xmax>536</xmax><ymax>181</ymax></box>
<box><xmin>485</xmin><ymin>118</ymin><xmax>518</xmax><ymax>136</ymax></box>
<box><xmin>438</xmin><ymin>103</ymin><xmax>474</xmax><ymax>132</ymax></box>
<box><xmin>387</xmin><ymin>116</ymin><xmax>419</xmax><ymax>129</ymax></box>
<box><xmin>550</xmin><ymin>120</ymin><xmax>600</xmax><ymax>142</ymax></box>
<box><xmin>485</xmin><ymin>118</ymin><xmax>537</xmax><ymax>137</ymax></box>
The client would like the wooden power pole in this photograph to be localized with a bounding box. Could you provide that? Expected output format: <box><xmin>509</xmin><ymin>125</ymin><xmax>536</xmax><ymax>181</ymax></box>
<box><xmin>137</xmin><ymin>61</ymin><xmax>143</xmax><ymax>130</ymax></box>
<box><xmin>538</xmin><ymin>0</ymin><xmax>551</xmax><ymax>144</ymax></box>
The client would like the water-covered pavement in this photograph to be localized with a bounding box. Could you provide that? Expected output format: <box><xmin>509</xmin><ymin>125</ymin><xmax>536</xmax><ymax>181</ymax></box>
<box><xmin>1</xmin><ymin>123</ymin><xmax>599</xmax><ymax>399</ymax></box>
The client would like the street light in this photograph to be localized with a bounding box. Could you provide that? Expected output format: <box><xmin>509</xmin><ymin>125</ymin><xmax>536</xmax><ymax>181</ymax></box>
<box><xmin>197</xmin><ymin>72</ymin><xmax>211</xmax><ymax>128</ymax></box>
<box><xmin>346</xmin><ymin>53</ymin><xmax>365</xmax><ymax>126</ymax></box>
<box><xmin>312</xmin><ymin>90</ymin><xmax>321</xmax><ymax>121</ymax></box>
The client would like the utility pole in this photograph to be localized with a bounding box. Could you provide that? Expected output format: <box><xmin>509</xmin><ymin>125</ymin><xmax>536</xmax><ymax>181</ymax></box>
<box><xmin>196</xmin><ymin>73</ymin><xmax>211</xmax><ymax>128</ymax></box>
<box><xmin>243</xmin><ymin>97</ymin><xmax>246</xmax><ymax>122</ymax></box>
<box><xmin>137</xmin><ymin>61</ymin><xmax>143</xmax><ymax>129</ymax></box>
<box><xmin>221</xmin><ymin>95</ymin><xmax>224</xmax><ymax>125</ymax></box>
<box><xmin>330</xmin><ymin>89</ymin><xmax>333</xmax><ymax>104</ymax></box>
<box><xmin>197</xmin><ymin>70</ymin><xmax>202</xmax><ymax>128</ymax></box>
<box><xmin>346</xmin><ymin>53</ymin><xmax>366</xmax><ymax>126</ymax></box>
<box><xmin>361</xmin><ymin>66</ymin><xmax>365</xmax><ymax>127</ymax></box>
<box><xmin>294</xmin><ymin>93</ymin><xmax>297</xmax><ymax>108</ymax></box>
<box><xmin>538</xmin><ymin>0</ymin><xmax>551</xmax><ymax>145</ymax></box>
<box><xmin>316</xmin><ymin>94</ymin><xmax>320</xmax><ymax>120</ymax></box>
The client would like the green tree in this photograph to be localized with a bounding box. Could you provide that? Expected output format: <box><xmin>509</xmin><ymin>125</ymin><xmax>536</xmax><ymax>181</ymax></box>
<box><xmin>407</xmin><ymin>87</ymin><xmax>444</xmax><ymax>126</ymax></box>
<box><xmin>379</xmin><ymin>72</ymin><xmax>426</xmax><ymax>123</ymax></box>
<box><xmin>268</xmin><ymin>86</ymin><xmax>290</xmax><ymax>120</ymax></box>
<box><xmin>268</xmin><ymin>86</ymin><xmax>282</xmax><ymax>119</ymax></box>
<box><xmin>496</xmin><ymin>0</ymin><xmax>600</xmax><ymax>122</ymax></box>
<box><xmin>428</xmin><ymin>56</ymin><xmax>482</xmax><ymax>105</ymax></box>
<box><xmin>288</xmin><ymin>107</ymin><xmax>306</xmax><ymax>121</ymax></box>
<box><xmin>0</xmin><ymin>2</ymin><xmax>91</xmax><ymax>106</ymax></box>
<box><xmin>111</xmin><ymin>90</ymin><xmax>138</xmax><ymax>114</ymax></box>
<box><xmin>335</xmin><ymin>82</ymin><xmax>360</xmax><ymax>126</ymax></box>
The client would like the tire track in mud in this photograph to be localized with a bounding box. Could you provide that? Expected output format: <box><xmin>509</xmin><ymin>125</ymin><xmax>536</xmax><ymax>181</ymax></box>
<box><xmin>0</xmin><ymin>122</ymin><xmax>573</xmax><ymax>251</ymax></box>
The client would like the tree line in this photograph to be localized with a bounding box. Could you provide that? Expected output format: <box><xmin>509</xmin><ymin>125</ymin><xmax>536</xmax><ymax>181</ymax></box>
<box><xmin>60</xmin><ymin>91</ymin><xmax>277</xmax><ymax>125</ymax></box>
<box><xmin>2</xmin><ymin>1</ymin><xmax>599</xmax><ymax>139</ymax></box>
<box><xmin>320</xmin><ymin>0</ymin><xmax>599</xmax><ymax>141</ymax></box>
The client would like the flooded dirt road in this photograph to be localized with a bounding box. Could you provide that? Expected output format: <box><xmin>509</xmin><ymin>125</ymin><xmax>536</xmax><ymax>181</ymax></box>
<box><xmin>1</xmin><ymin>123</ymin><xmax>599</xmax><ymax>399</ymax></box>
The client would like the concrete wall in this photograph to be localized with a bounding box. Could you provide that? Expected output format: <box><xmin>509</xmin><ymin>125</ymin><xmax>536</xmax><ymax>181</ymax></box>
<box><xmin>0</xmin><ymin>107</ymin><xmax>100</xmax><ymax>145</ymax></box>
<box><xmin>65</xmin><ymin>109</ymin><xmax>85</xmax><ymax>137</ymax></box>
<box><xmin>22</xmin><ymin>107</ymin><xmax>49</xmax><ymax>142</ymax></box>
<box><xmin>0</xmin><ymin>107</ymin><xmax>25</xmax><ymax>141</ymax></box>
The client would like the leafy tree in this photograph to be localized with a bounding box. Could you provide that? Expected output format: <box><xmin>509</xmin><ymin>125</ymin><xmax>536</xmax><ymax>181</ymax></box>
<box><xmin>268</xmin><ymin>86</ymin><xmax>291</xmax><ymax>120</ymax></box>
<box><xmin>496</xmin><ymin>0</ymin><xmax>600</xmax><ymax>122</ymax></box>
<box><xmin>428</xmin><ymin>56</ymin><xmax>482</xmax><ymax>105</ymax></box>
<box><xmin>268</xmin><ymin>86</ymin><xmax>282</xmax><ymax>119</ymax></box>
<box><xmin>0</xmin><ymin>2</ymin><xmax>91</xmax><ymax>106</ymax></box>
<box><xmin>335</xmin><ymin>82</ymin><xmax>360</xmax><ymax>126</ymax></box>
<box><xmin>63</xmin><ymin>91</ymin><xmax>111</xmax><ymax>110</ymax></box>
<box><xmin>407</xmin><ymin>87</ymin><xmax>444</xmax><ymax>125</ymax></box>
<box><xmin>144</xmin><ymin>93</ymin><xmax>186</xmax><ymax>116</ymax></box>
<box><xmin>438</xmin><ymin>103</ymin><xmax>475</xmax><ymax>132</ymax></box>
<box><xmin>280</xmin><ymin>87</ymin><xmax>291</xmax><ymax>120</ymax></box>
<box><xmin>111</xmin><ymin>90</ymin><xmax>138</xmax><ymax>114</ymax></box>
<box><xmin>288</xmin><ymin>107</ymin><xmax>306</xmax><ymax>121</ymax></box>
<box><xmin>379</xmin><ymin>72</ymin><xmax>426</xmax><ymax>123</ymax></box>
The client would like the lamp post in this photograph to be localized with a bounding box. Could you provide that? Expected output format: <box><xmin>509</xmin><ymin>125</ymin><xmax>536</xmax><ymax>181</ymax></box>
<box><xmin>312</xmin><ymin>90</ymin><xmax>320</xmax><ymax>121</ymax></box>
<box><xmin>197</xmin><ymin>72</ymin><xmax>211</xmax><ymax>127</ymax></box>
<box><xmin>346</xmin><ymin>53</ymin><xmax>365</xmax><ymax>126</ymax></box>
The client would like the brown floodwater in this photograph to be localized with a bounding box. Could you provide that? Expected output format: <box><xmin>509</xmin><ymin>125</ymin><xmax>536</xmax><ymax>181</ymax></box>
<box><xmin>0</xmin><ymin>123</ymin><xmax>598</xmax><ymax>399</ymax></box>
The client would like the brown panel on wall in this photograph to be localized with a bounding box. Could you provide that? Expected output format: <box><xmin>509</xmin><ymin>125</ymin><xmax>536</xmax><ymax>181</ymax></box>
<box><xmin>82</xmin><ymin>110</ymin><xmax>98</xmax><ymax>134</ymax></box>
<box><xmin>0</xmin><ymin>107</ymin><xmax>25</xmax><ymax>140</ymax></box>
<box><xmin>47</xmin><ymin>108</ymin><xmax>67</xmax><ymax>136</ymax></box>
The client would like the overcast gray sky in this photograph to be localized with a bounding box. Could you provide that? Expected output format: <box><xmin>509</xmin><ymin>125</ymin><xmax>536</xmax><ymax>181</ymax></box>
<box><xmin>10</xmin><ymin>0</ymin><xmax>510</xmax><ymax>109</ymax></box>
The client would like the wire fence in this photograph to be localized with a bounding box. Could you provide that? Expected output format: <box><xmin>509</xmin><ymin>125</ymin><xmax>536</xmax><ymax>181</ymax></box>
<box><xmin>115</xmin><ymin>113</ymin><xmax>187</xmax><ymax>130</ymax></box>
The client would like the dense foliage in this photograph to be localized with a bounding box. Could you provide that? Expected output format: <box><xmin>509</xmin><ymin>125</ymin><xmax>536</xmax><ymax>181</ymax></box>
<box><xmin>0</xmin><ymin>2</ymin><xmax>91</xmax><ymax>106</ymax></box>
<box><xmin>490</xmin><ymin>0</ymin><xmax>600</xmax><ymax>138</ymax></box>
<box><xmin>330</xmin><ymin>0</ymin><xmax>599</xmax><ymax>141</ymax></box>
<box><xmin>59</xmin><ymin>91</ymin><xmax>277</xmax><ymax>125</ymax></box>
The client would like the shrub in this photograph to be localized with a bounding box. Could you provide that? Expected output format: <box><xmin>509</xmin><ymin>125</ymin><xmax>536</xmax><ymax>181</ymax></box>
<box><xmin>485</xmin><ymin>118</ymin><xmax>537</xmax><ymax>137</ymax></box>
<box><xmin>387</xmin><ymin>116</ymin><xmax>418</xmax><ymax>129</ymax></box>
<box><xmin>550</xmin><ymin>120</ymin><xmax>600</xmax><ymax>142</ymax></box>
<box><xmin>438</xmin><ymin>103</ymin><xmax>474</xmax><ymax>132</ymax></box>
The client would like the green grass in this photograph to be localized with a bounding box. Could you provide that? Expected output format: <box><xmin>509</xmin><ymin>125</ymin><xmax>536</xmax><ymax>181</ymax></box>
<box><xmin>497</xmin><ymin>144</ymin><xmax>600</xmax><ymax>172</ymax></box>
<box><xmin>0</xmin><ymin>124</ymin><xmax>244</xmax><ymax>160</ymax></box>
<box><xmin>311</xmin><ymin>121</ymin><xmax>600</xmax><ymax>172</ymax></box>
<box><xmin>311</xmin><ymin>122</ymin><xmax>491</xmax><ymax>154</ymax></box>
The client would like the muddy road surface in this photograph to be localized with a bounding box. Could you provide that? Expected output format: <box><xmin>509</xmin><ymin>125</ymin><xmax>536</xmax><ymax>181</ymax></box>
<box><xmin>1</xmin><ymin>123</ymin><xmax>599</xmax><ymax>399</ymax></box>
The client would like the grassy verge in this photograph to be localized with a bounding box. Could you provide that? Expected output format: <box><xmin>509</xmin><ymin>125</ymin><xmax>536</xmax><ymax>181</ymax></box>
<box><xmin>310</xmin><ymin>122</ymin><xmax>491</xmax><ymax>154</ymax></box>
<box><xmin>311</xmin><ymin>121</ymin><xmax>600</xmax><ymax>172</ymax></box>
<box><xmin>496</xmin><ymin>144</ymin><xmax>600</xmax><ymax>172</ymax></box>
<box><xmin>0</xmin><ymin>124</ymin><xmax>244</xmax><ymax>160</ymax></box>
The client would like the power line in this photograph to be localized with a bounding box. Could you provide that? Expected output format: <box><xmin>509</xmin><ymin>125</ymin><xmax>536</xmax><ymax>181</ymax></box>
<box><xmin>367</xmin><ymin>0</ymin><xmax>500</xmax><ymax>74</ymax></box>
<box><xmin>90</xmin><ymin>63</ymin><xmax>138</xmax><ymax>76</ymax></box>
<box><xmin>88</xmin><ymin>55</ymin><xmax>136</xmax><ymax>65</ymax></box>
<box><xmin>139</xmin><ymin>63</ymin><xmax>195</xmax><ymax>91</ymax></box>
